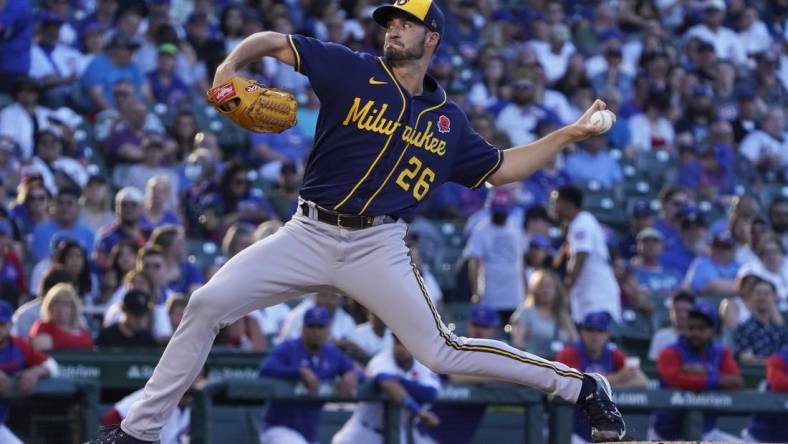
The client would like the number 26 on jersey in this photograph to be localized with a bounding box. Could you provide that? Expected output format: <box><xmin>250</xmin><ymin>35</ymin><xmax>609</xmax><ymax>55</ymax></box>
<box><xmin>396</xmin><ymin>155</ymin><xmax>435</xmax><ymax>201</ymax></box>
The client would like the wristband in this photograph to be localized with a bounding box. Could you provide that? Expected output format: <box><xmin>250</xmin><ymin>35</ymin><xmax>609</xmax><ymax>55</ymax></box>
<box><xmin>403</xmin><ymin>396</ymin><xmax>421</xmax><ymax>414</ymax></box>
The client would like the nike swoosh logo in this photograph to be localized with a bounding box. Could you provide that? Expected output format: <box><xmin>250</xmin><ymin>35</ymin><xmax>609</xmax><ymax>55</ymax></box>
<box><xmin>369</xmin><ymin>77</ymin><xmax>388</xmax><ymax>85</ymax></box>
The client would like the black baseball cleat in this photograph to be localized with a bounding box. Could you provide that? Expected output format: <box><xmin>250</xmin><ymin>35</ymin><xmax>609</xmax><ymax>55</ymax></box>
<box><xmin>576</xmin><ymin>373</ymin><xmax>626</xmax><ymax>442</ymax></box>
<box><xmin>84</xmin><ymin>425</ymin><xmax>157</xmax><ymax>444</ymax></box>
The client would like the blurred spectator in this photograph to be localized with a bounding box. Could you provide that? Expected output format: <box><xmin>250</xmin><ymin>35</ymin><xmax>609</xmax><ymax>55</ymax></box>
<box><xmin>734</xmin><ymin>279</ymin><xmax>788</xmax><ymax>365</ymax></box>
<box><xmin>464</xmin><ymin>189</ymin><xmax>525</xmax><ymax>320</ymax></box>
<box><xmin>29</xmin><ymin>12</ymin><xmax>84</xmax><ymax>107</ymax></box>
<box><xmin>258</xmin><ymin>306</ymin><xmax>359</xmax><ymax>444</ymax></box>
<box><xmin>743</xmin><ymin>345</ymin><xmax>788</xmax><ymax>443</ymax></box>
<box><xmin>9</xmin><ymin>174</ymin><xmax>51</xmax><ymax>247</ymax></box>
<box><xmin>727</xmin><ymin>213</ymin><xmax>758</xmax><ymax>266</ymax></box>
<box><xmin>564</xmin><ymin>134</ymin><xmax>623</xmax><ymax>187</ymax></box>
<box><xmin>200</xmin><ymin>160</ymin><xmax>275</xmax><ymax>239</ymax></box>
<box><xmin>767</xmin><ymin>198</ymin><xmax>788</xmax><ymax>258</ymax></box>
<box><xmin>78</xmin><ymin>174</ymin><xmax>114</xmax><ymax>234</ymax></box>
<box><xmin>103</xmin><ymin>269</ymin><xmax>154</xmax><ymax>318</ymax></box>
<box><xmin>0</xmin><ymin>299</ymin><xmax>57</xmax><ymax>444</ymax></box>
<box><xmin>149</xmin><ymin>225</ymin><xmax>203</xmax><ymax>295</ymax></box>
<box><xmin>51</xmin><ymin>239</ymin><xmax>96</xmax><ymax>303</ymax></box>
<box><xmin>521</xmin><ymin>150</ymin><xmax>571</xmax><ymax>208</ymax></box>
<box><xmin>529</xmin><ymin>23</ymin><xmax>575</xmax><ymax>84</ymax></box>
<box><xmin>29</xmin><ymin>127</ymin><xmax>88</xmax><ymax>195</ymax></box>
<box><xmin>420</xmin><ymin>303</ymin><xmax>500</xmax><ymax>444</ymax></box>
<box><xmin>684</xmin><ymin>0</ymin><xmax>746</xmax><ymax>64</ymax></box>
<box><xmin>93</xmin><ymin>186</ymin><xmax>145</xmax><ymax>269</ymax></box>
<box><xmin>556</xmin><ymin>311</ymin><xmax>647</xmax><ymax>443</ymax></box>
<box><xmin>739</xmin><ymin>107</ymin><xmax>788</xmax><ymax>171</ymax></box>
<box><xmin>630</xmin><ymin>228</ymin><xmax>683</xmax><ymax>302</ymax></box>
<box><xmin>124</xmin><ymin>136</ymin><xmax>181</xmax><ymax>208</ymax></box>
<box><xmin>94</xmin><ymin>79</ymin><xmax>164</xmax><ymax>144</ymax></box>
<box><xmin>510</xmin><ymin>269</ymin><xmax>576</xmax><ymax>358</ymax></box>
<box><xmin>103</xmin><ymin>239</ymin><xmax>139</xmax><ymax>301</ymax></box>
<box><xmin>31</xmin><ymin>186</ymin><xmax>93</xmax><ymax>261</ymax></box>
<box><xmin>78</xmin><ymin>32</ymin><xmax>151</xmax><ymax>112</ymax></box>
<box><xmin>29</xmin><ymin>283</ymin><xmax>92</xmax><ymax>351</ymax></box>
<box><xmin>347</xmin><ymin>309</ymin><xmax>392</xmax><ymax>360</ymax></box>
<box><xmin>0</xmin><ymin>77</ymin><xmax>53</xmax><ymax>159</ymax></box>
<box><xmin>749</xmin><ymin>236</ymin><xmax>788</xmax><ymax>302</ymax></box>
<box><xmin>678</xmin><ymin>144</ymin><xmax>735</xmax><ymax>201</ymax></box>
<box><xmin>590</xmin><ymin>40</ymin><xmax>633</xmax><ymax>104</ymax></box>
<box><xmin>332</xmin><ymin>335</ymin><xmax>440</xmax><ymax>444</ymax></box>
<box><xmin>683</xmin><ymin>230</ymin><xmax>740</xmax><ymax>296</ymax></box>
<box><xmin>467</xmin><ymin>54</ymin><xmax>507</xmax><ymax>110</ymax></box>
<box><xmin>213</xmin><ymin>312</ymin><xmax>266</xmax><ymax>352</ymax></box>
<box><xmin>661</xmin><ymin>208</ymin><xmax>708</xmax><ymax>277</ymax></box>
<box><xmin>730</xmin><ymin>86</ymin><xmax>759</xmax><ymax>144</ymax></box>
<box><xmin>96</xmin><ymin>289</ymin><xmax>157</xmax><ymax>348</ymax></box>
<box><xmin>619</xmin><ymin>200</ymin><xmax>655</xmax><ymax>260</ymax></box>
<box><xmin>279</xmin><ymin>293</ymin><xmax>356</xmax><ymax>344</ymax></box>
<box><xmin>166</xmin><ymin>294</ymin><xmax>187</xmax><ymax>334</ymax></box>
<box><xmin>654</xmin><ymin>186</ymin><xmax>690</xmax><ymax>252</ymax></box>
<box><xmin>182</xmin><ymin>148</ymin><xmax>219</xmax><ymax>237</ymax></box>
<box><xmin>627</xmin><ymin>87</ymin><xmax>674</xmax><ymax>152</ymax></box>
<box><xmin>146</xmin><ymin>43</ymin><xmax>188</xmax><ymax>108</ymax></box>
<box><xmin>0</xmin><ymin>0</ymin><xmax>33</xmax><ymax>95</ymax></box>
<box><xmin>167</xmin><ymin>111</ymin><xmax>198</xmax><ymax>163</ymax></box>
<box><xmin>138</xmin><ymin>175</ymin><xmax>180</xmax><ymax>237</ymax></box>
<box><xmin>552</xmin><ymin>186</ymin><xmax>621</xmax><ymax>323</ymax></box>
<box><xmin>737</xmin><ymin>7</ymin><xmax>772</xmax><ymax>57</ymax></box>
<box><xmin>652</xmin><ymin>302</ymin><xmax>743</xmax><ymax>441</ymax></box>
<box><xmin>495</xmin><ymin>76</ymin><xmax>560</xmax><ymax>146</ymax></box>
<box><xmin>0</xmin><ymin>219</ymin><xmax>25</xmax><ymax>307</ymax></box>
<box><xmin>523</xmin><ymin>236</ymin><xmax>553</xmax><ymax>281</ymax></box>
<box><xmin>648</xmin><ymin>290</ymin><xmax>696</xmax><ymax>361</ymax></box>
<box><xmin>12</xmin><ymin>265</ymin><xmax>71</xmax><ymax>339</ymax></box>
<box><xmin>266</xmin><ymin>161</ymin><xmax>302</xmax><ymax>222</ymax></box>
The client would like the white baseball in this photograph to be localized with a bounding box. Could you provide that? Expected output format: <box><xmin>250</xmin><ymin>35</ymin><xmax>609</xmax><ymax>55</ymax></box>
<box><xmin>589</xmin><ymin>109</ymin><xmax>615</xmax><ymax>133</ymax></box>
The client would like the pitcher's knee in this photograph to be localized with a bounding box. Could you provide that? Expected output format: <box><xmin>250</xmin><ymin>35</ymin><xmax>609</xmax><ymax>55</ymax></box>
<box><xmin>183</xmin><ymin>286</ymin><xmax>225</xmax><ymax>325</ymax></box>
<box><xmin>409</xmin><ymin>341</ymin><xmax>451</xmax><ymax>374</ymax></box>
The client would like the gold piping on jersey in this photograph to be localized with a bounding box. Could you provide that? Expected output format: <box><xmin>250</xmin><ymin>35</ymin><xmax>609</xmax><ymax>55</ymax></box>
<box><xmin>409</xmin><ymin>261</ymin><xmax>585</xmax><ymax>380</ymax></box>
<box><xmin>333</xmin><ymin>58</ymin><xmax>407</xmax><ymax>211</ymax></box>
<box><xmin>359</xmin><ymin>89</ymin><xmax>447</xmax><ymax>214</ymax></box>
<box><xmin>287</xmin><ymin>35</ymin><xmax>302</xmax><ymax>73</ymax></box>
<box><xmin>472</xmin><ymin>149</ymin><xmax>503</xmax><ymax>189</ymax></box>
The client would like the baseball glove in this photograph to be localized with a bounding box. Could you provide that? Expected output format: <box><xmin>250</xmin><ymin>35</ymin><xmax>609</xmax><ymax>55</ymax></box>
<box><xmin>206</xmin><ymin>77</ymin><xmax>297</xmax><ymax>133</ymax></box>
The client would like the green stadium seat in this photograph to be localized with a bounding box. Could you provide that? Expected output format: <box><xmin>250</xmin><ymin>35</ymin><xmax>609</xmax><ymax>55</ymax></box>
<box><xmin>634</xmin><ymin>150</ymin><xmax>674</xmax><ymax>183</ymax></box>
<box><xmin>758</xmin><ymin>183</ymin><xmax>788</xmax><ymax>207</ymax></box>
<box><xmin>187</xmin><ymin>239</ymin><xmax>221</xmax><ymax>274</ymax></box>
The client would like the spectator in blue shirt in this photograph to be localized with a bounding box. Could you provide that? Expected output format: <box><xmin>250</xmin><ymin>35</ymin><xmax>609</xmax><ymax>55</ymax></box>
<box><xmin>618</xmin><ymin>200</ymin><xmax>655</xmax><ymax>260</ymax></box>
<box><xmin>683</xmin><ymin>231</ymin><xmax>740</xmax><ymax>297</ymax></box>
<box><xmin>630</xmin><ymin>228</ymin><xmax>683</xmax><ymax>302</ymax></box>
<box><xmin>258</xmin><ymin>306</ymin><xmax>360</xmax><ymax>444</ymax></box>
<box><xmin>661</xmin><ymin>208</ymin><xmax>708</xmax><ymax>277</ymax></box>
<box><xmin>8</xmin><ymin>177</ymin><xmax>51</xmax><ymax>248</ymax></box>
<box><xmin>146</xmin><ymin>43</ymin><xmax>189</xmax><ymax>108</ymax></box>
<box><xmin>149</xmin><ymin>225</ymin><xmax>203</xmax><ymax>296</ymax></box>
<box><xmin>734</xmin><ymin>278</ymin><xmax>788</xmax><ymax>365</ymax></box>
<box><xmin>564</xmin><ymin>134</ymin><xmax>623</xmax><ymax>187</ymax></box>
<box><xmin>93</xmin><ymin>187</ymin><xmax>145</xmax><ymax>269</ymax></box>
<box><xmin>0</xmin><ymin>0</ymin><xmax>33</xmax><ymax>93</ymax></box>
<box><xmin>78</xmin><ymin>33</ymin><xmax>151</xmax><ymax>112</ymax></box>
<box><xmin>31</xmin><ymin>186</ymin><xmax>94</xmax><ymax>262</ymax></box>
<box><xmin>654</xmin><ymin>186</ymin><xmax>691</xmax><ymax>254</ymax></box>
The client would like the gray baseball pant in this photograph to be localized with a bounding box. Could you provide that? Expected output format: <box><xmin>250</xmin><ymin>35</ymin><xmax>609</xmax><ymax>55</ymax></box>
<box><xmin>121</xmin><ymin>204</ymin><xmax>583</xmax><ymax>441</ymax></box>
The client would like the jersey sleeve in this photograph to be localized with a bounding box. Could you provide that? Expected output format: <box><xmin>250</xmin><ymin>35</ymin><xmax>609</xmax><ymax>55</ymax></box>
<box><xmin>13</xmin><ymin>336</ymin><xmax>49</xmax><ymax>367</ymax></box>
<box><xmin>287</xmin><ymin>34</ymin><xmax>362</xmax><ymax>102</ymax></box>
<box><xmin>568</xmin><ymin>217</ymin><xmax>594</xmax><ymax>254</ymax></box>
<box><xmin>555</xmin><ymin>346</ymin><xmax>582</xmax><ymax>370</ymax></box>
<box><xmin>612</xmin><ymin>348</ymin><xmax>627</xmax><ymax>372</ymax></box>
<box><xmin>766</xmin><ymin>354</ymin><xmax>788</xmax><ymax>392</ymax></box>
<box><xmin>447</xmin><ymin>116</ymin><xmax>503</xmax><ymax>189</ymax></box>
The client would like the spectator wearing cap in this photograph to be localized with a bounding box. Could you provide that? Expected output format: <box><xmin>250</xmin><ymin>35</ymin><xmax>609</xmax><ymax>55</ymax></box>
<box><xmin>0</xmin><ymin>0</ymin><xmax>33</xmax><ymax>94</ymax></box>
<box><xmin>463</xmin><ymin>189</ymin><xmax>526</xmax><ymax>321</ymax></box>
<box><xmin>94</xmin><ymin>78</ymin><xmax>165</xmax><ymax>145</ymax></box>
<box><xmin>494</xmin><ymin>76</ymin><xmax>561</xmax><ymax>147</ymax></box>
<box><xmin>29</xmin><ymin>283</ymin><xmax>92</xmax><ymax>351</ymax></box>
<box><xmin>523</xmin><ymin>235</ymin><xmax>553</xmax><ymax>281</ymax></box>
<box><xmin>0</xmin><ymin>218</ymin><xmax>25</xmax><ymax>306</ymax></box>
<box><xmin>419</xmin><ymin>303</ymin><xmax>501</xmax><ymax>444</ymax></box>
<box><xmin>589</xmin><ymin>39</ymin><xmax>634</xmax><ymax>105</ymax></box>
<box><xmin>740</xmin><ymin>107</ymin><xmax>788</xmax><ymax>170</ymax></box>
<box><xmin>96</xmin><ymin>289</ymin><xmax>157</xmax><ymax>348</ymax></box>
<box><xmin>678</xmin><ymin>144</ymin><xmax>735</xmax><ymax>204</ymax></box>
<box><xmin>683</xmin><ymin>230</ymin><xmax>741</xmax><ymax>296</ymax></box>
<box><xmin>660</xmin><ymin>207</ymin><xmax>708</xmax><ymax>277</ymax></box>
<box><xmin>556</xmin><ymin>311</ymin><xmax>647</xmax><ymax>443</ymax></box>
<box><xmin>675</xmin><ymin>83</ymin><xmax>716</xmax><ymax>143</ymax></box>
<box><xmin>684</xmin><ymin>0</ymin><xmax>746</xmax><ymax>65</ymax></box>
<box><xmin>649</xmin><ymin>290</ymin><xmax>696</xmax><ymax>361</ymax></box>
<box><xmin>146</xmin><ymin>43</ymin><xmax>189</xmax><ymax>107</ymax></box>
<box><xmin>748</xmin><ymin>235</ymin><xmax>788</xmax><ymax>302</ymax></box>
<box><xmin>630</xmin><ymin>227</ymin><xmax>683</xmax><ymax>302</ymax></box>
<box><xmin>730</xmin><ymin>85</ymin><xmax>759</xmax><ymax>144</ymax></box>
<box><xmin>78</xmin><ymin>32</ymin><xmax>151</xmax><ymax>112</ymax></box>
<box><xmin>510</xmin><ymin>269</ymin><xmax>576</xmax><ymax>359</ymax></box>
<box><xmin>0</xmin><ymin>77</ymin><xmax>57</xmax><ymax>159</ymax></box>
<box><xmin>279</xmin><ymin>293</ymin><xmax>357</xmax><ymax>345</ymax></box>
<box><xmin>93</xmin><ymin>187</ymin><xmax>146</xmax><ymax>269</ymax></box>
<box><xmin>743</xmin><ymin>345</ymin><xmax>788</xmax><ymax>443</ymax></box>
<box><xmin>78</xmin><ymin>175</ymin><xmax>114</xmax><ymax>234</ymax></box>
<box><xmin>564</xmin><ymin>133</ymin><xmax>623</xmax><ymax>188</ymax></box>
<box><xmin>551</xmin><ymin>185</ymin><xmax>622</xmax><ymax>323</ymax></box>
<box><xmin>258</xmin><ymin>306</ymin><xmax>360</xmax><ymax>444</ymax></box>
<box><xmin>31</xmin><ymin>186</ymin><xmax>93</xmax><ymax>262</ymax></box>
<box><xmin>0</xmin><ymin>299</ymin><xmax>58</xmax><ymax>444</ymax></box>
<box><xmin>29</xmin><ymin>11</ymin><xmax>86</xmax><ymax>108</ymax></box>
<box><xmin>734</xmin><ymin>278</ymin><xmax>788</xmax><ymax>365</ymax></box>
<box><xmin>149</xmin><ymin>225</ymin><xmax>203</xmax><ymax>296</ymax></box>
<box><xmin>652</xmin><ymin>302</ymin><xmax>743</xmax><ymax>441</ymax></box>
<box><xmin>618</xmin><ymin>200</ymin><xmax>655</xmax><ymax>260</ymax></box>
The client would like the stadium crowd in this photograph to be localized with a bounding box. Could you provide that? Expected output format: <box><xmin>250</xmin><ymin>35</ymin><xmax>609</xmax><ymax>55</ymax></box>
<box><xmin>0</xmin><ymin>0</ymin><xmax>786</xmax><ymax>442</ymax></box>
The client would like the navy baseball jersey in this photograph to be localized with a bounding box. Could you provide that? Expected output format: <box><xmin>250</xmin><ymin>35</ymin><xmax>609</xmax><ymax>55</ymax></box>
<box><xmin>288</xmin><ymin>34</ymin><xmax>503</xmax><ymax>221</ymax></box>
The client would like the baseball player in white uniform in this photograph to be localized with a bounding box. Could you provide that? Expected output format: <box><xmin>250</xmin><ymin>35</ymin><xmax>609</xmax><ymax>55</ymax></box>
<box><xmin>90</xmin><ymin>1</ymin><xmax>625</xmax><ymax>442</ymax></box>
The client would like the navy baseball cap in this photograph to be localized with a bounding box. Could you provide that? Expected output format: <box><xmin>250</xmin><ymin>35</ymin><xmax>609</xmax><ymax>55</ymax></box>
<box><xmin>373</xmin><ymin>0</ymin><xmax>445</xmax><ymax>36</ymax></box>
<box><xmin>689</xmin><ymin>302</ymin><xmax>718</xmax><ymax>328</ymax></box>
<box><xmin>581</xmin><ymin>311</ymin><xmax>612</xmax><ymax>331</ymax></box>
<box><xmin>631</xmin><ymin>200</ymin><xmax>655</xmax><ymax>218</ymax></box>
<box><xmin>123</xmin><ymin>290</ymin><xmax>152</xmax><ymax>316</ymax></box>
<box><xmin>470</xmin><ymin>304</ymin><xmax>499</xmax><ymax>327</ymax></box>
<box><xmin>529</xmin><ymin>235</ymin><xmax>551</xmax><ymax>250</ymax></box>
<box><xmin>303</xmin><ymin>306</ymin><xmax>331</xmax><ymax>327</ymax></box>
<box><xmin>712</xmin><ymin>230</ymin><xmax>735</xmax><ymax>248</ymax></box>
<box><xmin>0</xmin><ymin>300</ymin><xmax>12</xmax><ymax>323</ymax></box>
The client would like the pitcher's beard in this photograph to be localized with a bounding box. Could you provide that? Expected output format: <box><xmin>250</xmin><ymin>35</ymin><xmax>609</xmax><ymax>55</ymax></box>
<box><xmin>383</xmin><ymin>41</ymin><xmax>425</xmax><ymax>66</ymax></box>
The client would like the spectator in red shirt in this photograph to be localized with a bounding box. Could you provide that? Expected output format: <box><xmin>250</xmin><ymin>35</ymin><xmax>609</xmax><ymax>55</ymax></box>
<box><xmin>651</xmin><ymin>302</ymin><xmax>743</xmax><ymax>441</ymax></box>
<box><xmin>0</xmin><ymin>299</ymin><xmax>58</xmax><ymax>443</ymax></box>
<box><xmin>744</xmin><ymin>345</ymin><xmax>788</xmax><ymax>442</ymax></box>
<box><xmin>556</xmin><ymin>311</ymin><xmax>647</xmax><ymax>443</ymax></box>
<box><xmin>29</xmin><ymin>283</ymin><xmax>93</xmax><ymax>351</ymax></box>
